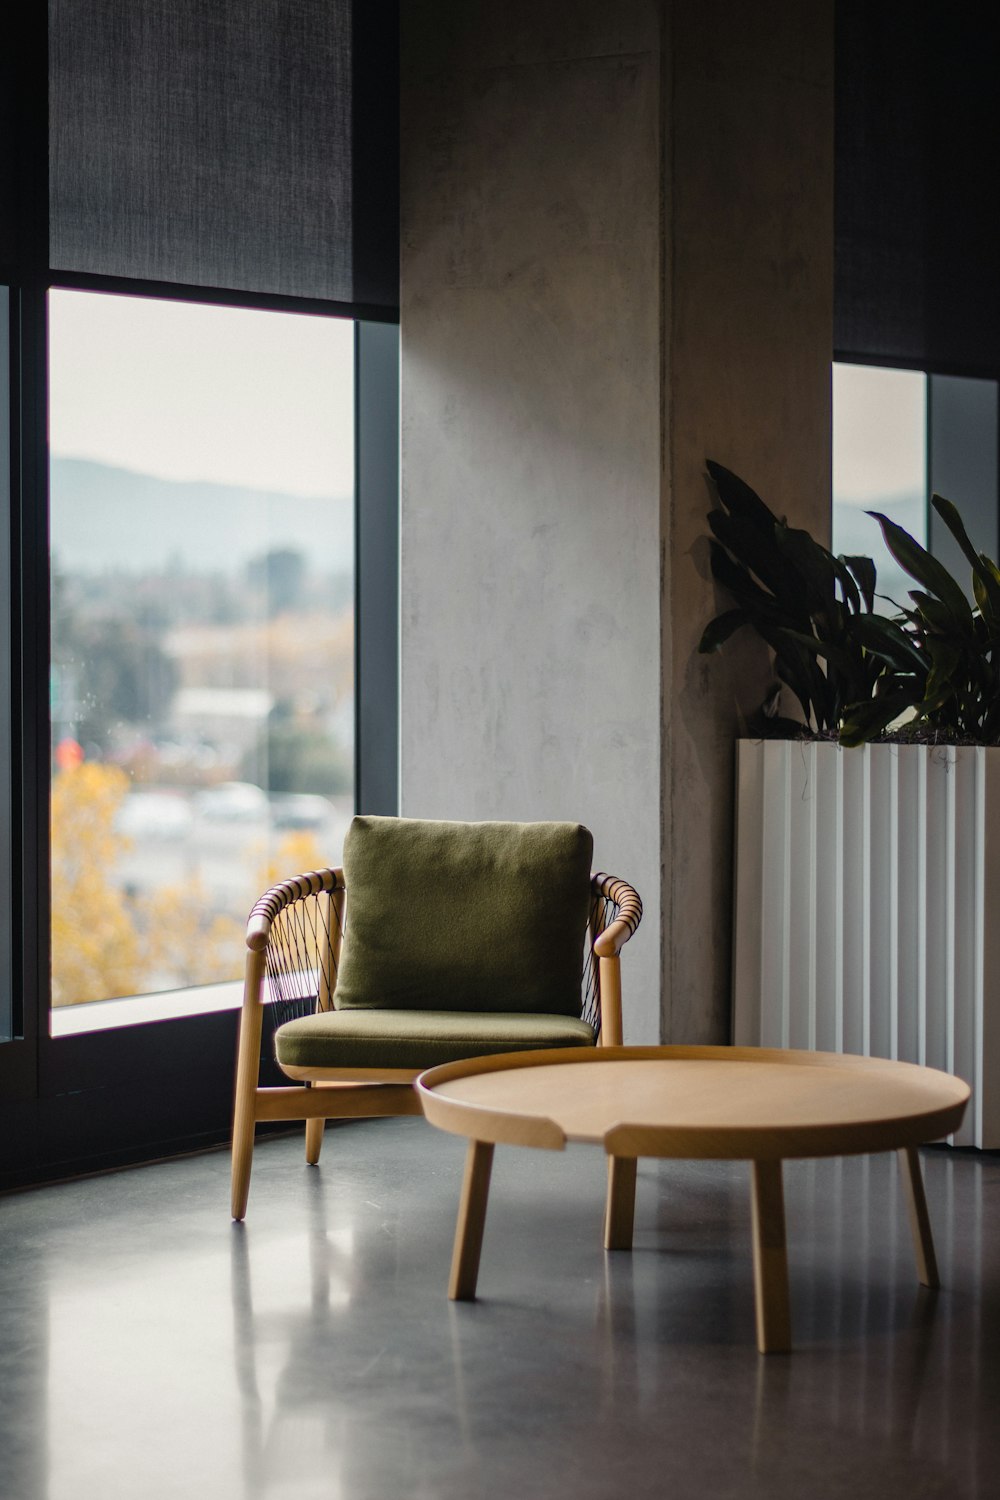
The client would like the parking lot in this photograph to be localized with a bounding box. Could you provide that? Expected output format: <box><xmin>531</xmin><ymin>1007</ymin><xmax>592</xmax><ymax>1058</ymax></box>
<box><xmin>114</xmin><ymin>785</ymin><xmax>354</xmax><ymax>920</ymax></box>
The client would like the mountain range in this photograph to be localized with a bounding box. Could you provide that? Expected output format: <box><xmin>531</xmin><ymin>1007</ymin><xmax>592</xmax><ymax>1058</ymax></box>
<box><xmin>49</xmin><ymin>457</ymin><xmax>354</xmax><ymax>576</ymax></box>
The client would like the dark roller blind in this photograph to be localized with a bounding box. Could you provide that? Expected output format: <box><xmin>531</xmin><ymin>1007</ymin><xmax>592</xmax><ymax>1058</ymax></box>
<box><xmin>49</xmin><ymin>0</ymin><xmax>398</xmax><ymax>312</ymax></box>
<box><xmin>836</xmin><ymin>1</ymin><xmax>1000</xmax><ymax>376</ymax></box>
<box><xmin>1</xmin><ymin>3</ymin><xmax>47</xmax><ymax>281</ymax></box>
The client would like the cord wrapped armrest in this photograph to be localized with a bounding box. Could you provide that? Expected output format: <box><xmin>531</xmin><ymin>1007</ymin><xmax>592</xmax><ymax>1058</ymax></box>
<box><xmin>591</xmin><ymin>872</ymin><xmax>643</xmax><ymax>957</ymax></box>
<box><xmin>245</xmin><ymin>867</ymin><xmax>345</xmax><ymax>951</ymax></box>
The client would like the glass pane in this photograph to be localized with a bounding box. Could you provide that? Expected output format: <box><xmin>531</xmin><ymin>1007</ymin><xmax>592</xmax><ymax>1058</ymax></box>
<box><xmin>832</xmin><ymin>363</ymin><xmax>927</xmax><ymax>615</ymax></box>
<box><xmin>48</xmin><ymin>290</ymin><xmax>354</xmax><ymax>1014</ymax></box>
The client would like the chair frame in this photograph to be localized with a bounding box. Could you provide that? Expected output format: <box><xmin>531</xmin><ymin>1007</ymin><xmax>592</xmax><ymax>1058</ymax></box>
<box><xmin>231</xmin><ymin>866</ymin><xmax>643</xmax><ymax>1220</ymax></box>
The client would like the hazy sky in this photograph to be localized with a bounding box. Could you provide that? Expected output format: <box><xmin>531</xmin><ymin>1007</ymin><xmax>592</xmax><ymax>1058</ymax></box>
<box><xmin>833</xmin><ymin>363</ymin><xmax>926</xmax><ymax>507</ymax></box>
<box><xmin>48</xmin><ymin>289</ymin><xmax>355</xmax><ymax>498</ymax></box>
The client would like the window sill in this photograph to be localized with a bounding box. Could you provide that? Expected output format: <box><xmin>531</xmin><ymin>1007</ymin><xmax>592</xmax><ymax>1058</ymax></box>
<box><xmin>50</xmin><ymin>980</ymin><xmax>244</xmax><ymax>1037</ymax></box>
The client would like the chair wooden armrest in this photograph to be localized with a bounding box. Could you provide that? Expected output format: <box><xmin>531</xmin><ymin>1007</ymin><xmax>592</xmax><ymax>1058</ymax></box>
<box><xmin>591</xmin><ymin>873</ymin><xmax>643</xmax><ymax>957</ymax></box>
<box><xmin>587</xmin><ymin>872</ymin><xmax>643</xmax><ymax>1047</ymax></box>
<box><xmin>245</xmin><ymin>866</ymin><xmax>345</xmax><ymax>956</ymax></box>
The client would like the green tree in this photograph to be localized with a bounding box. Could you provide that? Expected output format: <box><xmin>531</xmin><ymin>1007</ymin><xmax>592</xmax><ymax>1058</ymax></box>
<box><xmin>243</xmin><ymin>706</ymin><xmax>352</xmax><ymax>794</ymax></box>
<box><xmin>53</xmin><ymin>613</ymin><xmax>177</xmax><ymax>753</ymax></box>
<box><xmin>247</xmin><ymin>548</ymin><xmax>307</xmax><ymax>616</ymax></box>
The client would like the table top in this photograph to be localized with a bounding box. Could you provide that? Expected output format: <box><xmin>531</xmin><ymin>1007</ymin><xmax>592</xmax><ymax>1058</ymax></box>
<box><xmin>417</xmin><ymin>1046</ymin><xmax>970</xmax><ymax>1159</ymax></box>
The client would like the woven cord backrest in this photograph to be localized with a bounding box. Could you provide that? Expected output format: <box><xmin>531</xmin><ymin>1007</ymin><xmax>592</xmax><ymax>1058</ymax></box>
<box><xmin>247</xmin><ymin>868</ymin><xmax>345</xmax><ymax>1032</ymax></box>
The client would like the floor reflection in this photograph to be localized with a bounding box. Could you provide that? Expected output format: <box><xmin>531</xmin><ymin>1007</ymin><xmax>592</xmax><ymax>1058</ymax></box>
<box><xmin>2</xmin><ymin>1125</ymin><xmax>996</xmax><ymax>1500</ymax></box>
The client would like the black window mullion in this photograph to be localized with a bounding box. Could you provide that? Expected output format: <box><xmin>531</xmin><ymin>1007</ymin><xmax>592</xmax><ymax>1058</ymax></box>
<box><xmin>354</xmin><ymin>320</ymin><xmax>399</xmax><ymax>816</ymax></box>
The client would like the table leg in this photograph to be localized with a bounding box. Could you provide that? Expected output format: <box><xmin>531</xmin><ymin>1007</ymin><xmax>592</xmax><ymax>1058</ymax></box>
<box><xmin>604</xmin><ymin>1155</ymin><xmax>637</xmax><ymax>1251</ymax></box>
<box><xmin>750</xmin><ymin>1159</ymin><xmax>792</xmax><ymax>1354</ymax></box>
<box><xmin>898</xmin><ymin>1145</ymin><xmax>940</xmax><ymax>1289</ymax></box>
<box><xmin>448</xmin><ymin>1140</ymin><xmax>495</xmax><ymax>1301</ymax></box>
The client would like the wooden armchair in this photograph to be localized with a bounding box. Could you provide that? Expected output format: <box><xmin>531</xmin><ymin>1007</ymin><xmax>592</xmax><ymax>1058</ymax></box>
<box><xmin>231</xmin><ymin>817</ymin><xmax>642</xmax><ymax>1219</ymax></box>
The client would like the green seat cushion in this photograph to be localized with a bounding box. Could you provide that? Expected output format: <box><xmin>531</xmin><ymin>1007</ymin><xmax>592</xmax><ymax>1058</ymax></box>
<box><xmin>334</xmin><ymin>817</ymin><xmax>593</xmax><ymax>1016</ymax></box>
<box><xmin>275</xmin><ymin>1008</ymin><xmax>597</xmax><ymax>1071</ymax></box>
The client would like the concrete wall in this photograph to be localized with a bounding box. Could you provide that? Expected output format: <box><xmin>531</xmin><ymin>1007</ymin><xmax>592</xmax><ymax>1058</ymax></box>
<box><xmin>400</xmin><ymin>2</ymin><xmax>663</xmax><ymax>1039</ymax></box>
<box><xmin>400</xmin><ymin>1</ymin><xmax>834</xmax><ymax>1044</ymax></box>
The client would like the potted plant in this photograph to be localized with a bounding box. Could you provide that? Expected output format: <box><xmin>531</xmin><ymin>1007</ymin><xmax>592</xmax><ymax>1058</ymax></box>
<box><xmin>700</xmin><ymin>462</ymin><xmax>1000</xmax><ymax>1147</ymax></box>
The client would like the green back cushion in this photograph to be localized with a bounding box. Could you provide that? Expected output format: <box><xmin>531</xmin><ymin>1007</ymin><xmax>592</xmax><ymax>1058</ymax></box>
<box><xmin>334</xmin><ymin>817</ymin><xmax>593</xmax><ymax>1015</ymax></box>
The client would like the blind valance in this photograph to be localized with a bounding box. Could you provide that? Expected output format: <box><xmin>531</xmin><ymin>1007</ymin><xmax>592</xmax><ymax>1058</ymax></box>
<box><xmin>49</xmin><ymin>0</ymin><xmax>398</xmax><ymax>312</ymax></box>
<box><xmin>835</xmin><ymin>1</ymin><xmax>1000</xmax><ymax>376</ymax></box>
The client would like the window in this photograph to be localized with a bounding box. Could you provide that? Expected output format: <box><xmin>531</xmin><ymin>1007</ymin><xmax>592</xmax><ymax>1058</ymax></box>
<box><xmin>1</xmin><ymin>0</ymin><xmax>399</xmax><ymax>1185</ymax></box>
<box><xmin>48</xmin><ymin>290</ymin><xmax>356</xmax><ymax>1021</ymax></box>
<box><xmin>832</xmin><ymin>363</ymin><xmax>927</xmax><ymax>614</ymax></box>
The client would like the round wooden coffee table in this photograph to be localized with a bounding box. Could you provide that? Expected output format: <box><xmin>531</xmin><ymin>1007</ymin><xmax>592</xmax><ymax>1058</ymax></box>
<box><xmin>417</xmin><ymin>1045</ymin><xmax>970</xmax><ymax>1352</ymax></box>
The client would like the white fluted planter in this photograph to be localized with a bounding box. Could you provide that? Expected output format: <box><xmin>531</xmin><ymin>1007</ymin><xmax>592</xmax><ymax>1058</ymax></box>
<box><xmin>734</xmin><ymin>739</ymin><xmax>1000</xmax><ymax>1147</ymax></box>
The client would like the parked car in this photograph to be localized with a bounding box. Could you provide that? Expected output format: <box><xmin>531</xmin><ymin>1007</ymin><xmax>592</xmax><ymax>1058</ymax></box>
<box><xmin>269</xmin><ymin>793</ymin><xmax>335</xmax><ymax>830</ymax></box>
<box><xmin>194</xmin><ymin>781</ymin><xmax>269</xmax><ymax>822</ymax></box>
<box><xmin>115</xmin><ymin>790</ymin><xmax>194</xmax><ymax>841</ymax></box>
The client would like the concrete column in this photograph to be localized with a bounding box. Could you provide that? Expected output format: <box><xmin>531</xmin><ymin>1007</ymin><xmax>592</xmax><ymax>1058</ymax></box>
<box><xmin>400</xmin><ymin>1</ymin><xmax>833</xmax><ymax>1044</ymax></box>
<box><xmin>663</xmin><ymin>2</ymin><xmax>834</xmax><ymax>1040</ymax></box>
<box><xmin>400</xmin><ymin>2</ymin><xmax>663</xmax><ymax>1039</ymax></box>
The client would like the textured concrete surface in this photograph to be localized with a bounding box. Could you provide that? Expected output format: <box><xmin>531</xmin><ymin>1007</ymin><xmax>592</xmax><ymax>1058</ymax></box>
<box><xmin>400</xmin><ymin>2</ymin><xmax>835</xmax><ymax>1046</ymax></box>
<box><xmin>1</xmin><ymin>1123</ymin><xmax>997</xmax><ymax>1499</ymax></box>
<box><xmin>400</xmin><ymin>1</ymin><xmax>663</xmax><ymax>1040</ymax></box>
<box><xmin>662</xmin><ymin>0</ymin><xmax>835</xmax><ymax>1043</ymax></box>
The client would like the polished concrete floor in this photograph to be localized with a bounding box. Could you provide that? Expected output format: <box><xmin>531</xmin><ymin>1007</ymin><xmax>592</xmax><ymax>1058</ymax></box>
<box><xmin>1</xmin><ymin>1122</ymin><xmax>998</xmax><ymax>1500</ymax></box>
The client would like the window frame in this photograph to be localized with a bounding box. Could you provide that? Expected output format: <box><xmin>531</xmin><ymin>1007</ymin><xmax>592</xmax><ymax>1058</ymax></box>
<box><xmin>0</xmin><ymin>1</ymin><xmax>399</xmax><ymax>1189</ymax></box>
<box><xmin>832</xmin><ymin>356</ymin><xmax>1000</xmax><ymax>606</ymax></box>
<box><xmin>1</xmin><ymin>276</ymin><xmax>398</xmax><ymax>1190</ymax></box>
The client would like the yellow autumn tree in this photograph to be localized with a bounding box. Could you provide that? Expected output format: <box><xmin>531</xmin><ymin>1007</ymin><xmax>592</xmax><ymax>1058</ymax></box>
<box><xmin>51</xmin><ymin>767</ymin><xmax>330</xmax><ymax>1006</ymax></box>
<box><xmin>137</xmin><ymin>832</ymin><xmax>327</xmax><ymax>989</ymax></box>
<box><xmin>50</xmin><ymin>763</ymin><xmax>143</xmax><ymax>1005</ymax></box>
<box><xmin>259</xmin><ymin>830</ymin><xmax>326</xmax><ymax>890</ymax></box>
<box><xmin>137</xmin><ymin>882</ymin><xmax>245</xmax><ymax>990</ymax></box>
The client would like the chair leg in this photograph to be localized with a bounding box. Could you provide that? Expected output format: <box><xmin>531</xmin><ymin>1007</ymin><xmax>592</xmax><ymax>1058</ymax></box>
<box><xmin>231</xmin><ymin>970</ymin><xmax>264</xmax><ymax>1222</ymax></box>
<box><xmin>231</xmin><ymin>1095</ymin><xmax>257</xmax><ymax>1222</ymax></box>
<box><xmin>305</xmin><ymin>1116</ymin><xmax>325</xmax><ymax>1166</ymax></box>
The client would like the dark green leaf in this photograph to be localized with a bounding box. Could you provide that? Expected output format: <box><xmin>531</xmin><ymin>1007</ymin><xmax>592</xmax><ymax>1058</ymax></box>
<box><xmin>922</xmin><ymin>639</ymin><xmax>963</xmax><ymax>713</ymax></box>
<box><xmin>931</xmin><ymin>493</ymin><xmax>981</xmax><ymax>570</ymax></box>
<box><xmin>708</xmin><ymin>542</ymin><xmax>787</xmax><ymax>621</ymax></box>
<box><xmin>906</xmin><ymin>590</ymin><xmax>961</xmax><ymax>635</ymax></box>
<box><xmin>706</xmin><ymin>461</ymin><xmax>780</xmax><ymax>532</ymax></box>
<box><xmin>840</xmin><ymin>688</ymin><xmax>920</xmax><ymax>748</ymax></box>
<box><xmin>769</xmin><ymin>639</ymin><xmax>840</xmax><ymax>733</ymax></box>
<box><xmin>775</xmin><ymin>527</ymin><xmax>837</xmax><ymax>617</ymax></box>
<box><xmin>771</xmin><ymin>625</ymin><xmax>856</xmax><ymax>679</ymax></box>
<box><xmin>753</xmin><ymin>621</ymin><xmax>827</xmax><ymax>725</ymax></box>
<box><xmin>831</xmin><ymin>556</ymin><xmax>862</xmax><ymax>615</ymax></box>
<box><xmin>708</xmin><ymin>510</ymin><xmax>808</xmax><ymax>614</ymax></box>
<box><xmin>931</xmin><ymin>493</ymin><xmax>1000</xmax><ymax>625</ymax></box>
<box><xmin>841</xmin><ymin>555</ymin><xmax>877</xmax><ymax>613</ymax></box>
<box><xmin>867</xmin><ymin>512</ymin><xmax>973</xmax><ymax>625</ymax></box>
<box><xmin>697</xmin><ymin>608</ymin><xmax>747</xmax><ymax>653</ymax></box>
<box><xmin>850</xmin><ymin>612</ymin><xmax>929</xmax><ymax>673</ymax></box>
